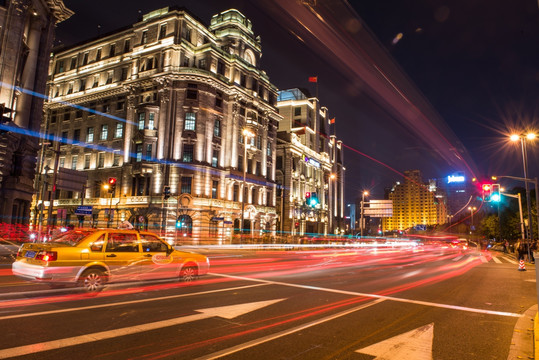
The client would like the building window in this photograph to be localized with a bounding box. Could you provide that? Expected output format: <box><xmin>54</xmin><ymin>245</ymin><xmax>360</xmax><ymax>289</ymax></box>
<box><xmin>57</xmin><ymin>60</ymin><xmax>65</xmax><ymax>73</ymax></box>
<box><xmin>141</xmin><ymin>30</ymin><xmax>148</xmax><ymax>45</ymax></box>
<box><xmin>181</xmin><ymin>26</ymin><xmax>191</xmax><ymax>41</ymax></box>
<box><xmin>135</xmin><ymin>144</ymin><xmax>143</xmax><ymax>162</ymax></box>
<box><xmin>148</xmin><ymin>113</ymin><xmax>155</xmax><ymax>130</ymax></box>
<box><xmin>117</xmin><ymin>101</ymin><xmax>125</xmax><ymax>110</ymax></box>
<box><xmin>212</xmin><ymin>149</ymin><xmax>218</xmax><ymax>167</ymax></box>
<box><xmin>213</xmin><ymin>118</ymin><xmax>221</xmax><ymax>137</ymax></box>
<box><xmin>71</xmin><ymin>155</ymin><xmax>78</xmax><ymax>170</ymax></box>
<box><xmin>267</xmin><ymin>142</ymin><xmax>271</xmax><ymax>156</ymax></box>
<box><xmin>182</xmin><ymin>144</ymin><xmax>194</xmax><ymax>163</ymax></box>
<box><xmin>159</xmin><ymin>24</ymin><xmax>167</xmax><ymax>39</ymax></box>
<box><xmin>97</xmin><ymin>152</ymin><xmax>105</xmax><ymax>168</ymax></box>
<box><xmin>106</xmin><ymin>71</ymin><xmax>113</xmax><ymax>84</ymax></box>
<box><xmin>84</xmin><ymin>154</ymin><xmax>90</xmax><ymax>169</ymax></box>
<box><xmin>73</xmin><ymin>129</ymin><xmax>81</xmax><ymax>142</ymax></box>
<box><xmin>63</xmin><ymin>111</ymin><xmax>71</xmax><ymax>121</ymax></box>
<box><xmin>59</xmin><ymin>157</ymin><xmax>65</xmax><ymax>168</ymax></box>
<box><xmin>212</xmin><ymin>180</ymin><xmax>218</xmax><ymax>199</ymax></box>
<box><xmin>79</xmin><ymin>78</ymin><xmax>86</xmax><ymax>92</ymax></box>
<box><xmin>184</xmin><ymin>112</ymin><xmax>196</xmax><ymax>131</ymax></box>
<box><xmin>146</xmin><ymin>144</ymin><xmax>152</xmax><ymax>159</ymax></box>
<box><xmin>176</xmin><ymin>215</ymin><xmax>192</xmax><ymax>235</ymax></box>
<box><xmin>113</xmin><ymin>152</ymin><xmax>121</xmax><ymax>166</ymax></box>
<box><xmin>209</xmin><ymin>220</ymin><xmax>218</xmax><ymax>237</ymax></box>
<box><xmin>61</xmin><ymin>131</ymin><xmax>68</xmax><ymax>143</ymax></box>
<box><xmin>257</xmin><ymin>135</ymin><xmax>262</xmax><ymax>150</ymax></box>
<box><xmin>120</xmin><ymin>67</ymin><xmax>128</xmax><ymax>81</ymax></box>
<box><xmin>186</xmin><ymin>84</ymin><xmax>197</xmax><ymax>99</ymax></box>
<box><xmin>109</xmin><ymin>43</ymin><xmax>116</xmax><ymax>57</ymax></box>
<box><xmin>181</xmin><ymin>177</ymin><xmax>192</xmax><ymax>194</ymax></box>
<box><xmin>294</xmin><ymin>107</ymin><xmax>301</xmax><ymax>116</ymax></box>
<box><xmin>115</xmin><ymin>123</ymin><xmax>123</xmax><ymax>138</ymax></box>
<box><xmin>233</xmin><ymin>185</ymin><xmax>239</xmax><ymax>202</ymax></box>
<box><xmin>67</xmin><ymin>83</ymin><xmax>73</xmax><ymax>94</ymax></box>
<box><xmin>96</xmin><ymin>48</ymin><xmax>102</xmax><ymax>61</ymax></box>
<box><xmin>76</xmin><ymin>109</ymin><xmax>83</xmax><ymax>118</ymax></box>
<box><xmin>82</xmin><ymin>52</ymin><xmax>89</xmax><ymax>66</ymax></box>
<box><xmin>70</xmin><ymin>57</ymin><xmax>77</xmax><ymax>70</ymax></box>
<box><xmin>92</xmin><ymin>75</ymin><xmax>99</xmax><ymax>88</ymax></box>
<box><xmin>138</xmin><ymin>113</ymin><xmax>145</xmax><ymax>130</ymax></box>
<box><xmin>86</xmin><ymin>127</ymin><xmax>94</xmax><ymax>142</ymax></box>
<box><xmin>100</xmin><ymin>125</ymin><xmax>108</xmax><ymax>140</ymax></box>
<box><xmin>123</xmin><ymin>39</ymin><xmax>130</xmax><ymax>53</ymax></box>
<box><xmin>215</xmin><ymin>91</ymin><xmax>223</xmax><ymax>107</ymax></box>
<box><xmin>183</xmin><ymin>56</ymin><xmax>190</xmax><ymax>67</ymax></box>
<box><xmin>198</xmin><ymin>59</ymin><xmax>206</xmax><ymax>69</ymax></box>
<box><xmin>217</xmin><ymin>61</ymin><xmax>225</xmax><ymax>75</ymax></box>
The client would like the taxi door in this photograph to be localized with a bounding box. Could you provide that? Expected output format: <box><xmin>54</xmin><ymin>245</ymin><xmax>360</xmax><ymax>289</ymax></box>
<box><xmin>138</xmin><ymin>234</ymin><xmax>178</xmax><ymax>280</ymax></box>
<box><xmin>104</xmin><ymin>232</ymin><xmax>143</xmax><ymax>282</ymax></box>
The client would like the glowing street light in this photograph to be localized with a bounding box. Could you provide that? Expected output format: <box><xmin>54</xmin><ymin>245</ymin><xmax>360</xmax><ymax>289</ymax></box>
<box><xmin>360</xmin><ymin>191</ymin><xmax>369</xmax><ymax>237</ymax></box>
<box><xmin>240</xmin><ymin>128</ymin><xmax>255</xmax><ymax>243</ymax></box>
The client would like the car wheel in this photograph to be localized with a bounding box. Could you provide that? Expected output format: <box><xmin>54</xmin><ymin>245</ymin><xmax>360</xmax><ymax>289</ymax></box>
<box><xmin>79</xmin><ymin>269</ymin><xmax>106</xmax><ymax>293</ymax></box>
<box><xmin>180</xmin><ymin>265</ymin><xmax>198</xmax><ymax>282</ymax></box>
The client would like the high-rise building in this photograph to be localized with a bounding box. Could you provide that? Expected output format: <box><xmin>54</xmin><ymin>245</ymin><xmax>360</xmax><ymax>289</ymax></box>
<box><xmin>275</xmin><ymin>88</ymin><xmax>345</xmax><ymax>236</ymax></box>
<box><xmin>383</xmin><ymin>170</ymin><xmax>447</xmax><ymax>231</ymax></box>
<box><xmin>38</xmin><ymin>7</ymin><xmax>282</xmax><ymax>244</ymax></box>
<box><xmin>0</xmin><ymin>0</ymin><xmax>72</xmax><ymax>224</ymax></box>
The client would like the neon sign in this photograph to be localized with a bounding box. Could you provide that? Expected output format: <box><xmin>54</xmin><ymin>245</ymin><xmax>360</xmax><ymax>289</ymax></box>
<box><xmin>303</xmin><ymin>155</ymin><xmax>320</xmax><ymax>168</ymax></box>
<box><xmin>447</xmin><ymin>175</ymin><xmax>465</xmax><ymax>183</ymax></box>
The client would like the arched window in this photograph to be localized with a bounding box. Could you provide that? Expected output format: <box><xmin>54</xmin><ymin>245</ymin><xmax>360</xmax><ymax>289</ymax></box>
<box><xmin>176</xmin><ymin>215</ymin><xmax>193</xmax><ymax>236</ymax></box>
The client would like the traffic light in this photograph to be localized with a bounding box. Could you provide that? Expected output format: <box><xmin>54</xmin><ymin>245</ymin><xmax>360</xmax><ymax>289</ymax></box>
<box><xmin>176</xmin><ymin>219</ymin><xmax>183</xmax><ymax>229</ymax></box>
<box><xmin>295</xmin><ymin>221</ymin><xmax>299</xmax><ymax>228</ymax></box>
<box><xmin>107</xmin><ymin>177</ymin><xmax>117</xmax><ymax>194</ymax></box>
<box><xmin>308</xmin><ymin>192</ymin><xmax>319</xmax><ymax>207</ymax></box>
<box><xmin>305</xmin><ymin>192</ymin><xmax>311</xmax><ymax>206</ymax></box>
<box><xmin>491</xmin><ymin>184</ymin><xmax>501</xmax><ymax>202</ymax></box>
<box><xmin>163</xmin><ymin>185</ymin><xmax>171</xmax><ymax>200</ymax></box>
<box><xmin>482</xmin><ymin>183</ymin><xmax>492</xmax><ymax>202</ymax></box>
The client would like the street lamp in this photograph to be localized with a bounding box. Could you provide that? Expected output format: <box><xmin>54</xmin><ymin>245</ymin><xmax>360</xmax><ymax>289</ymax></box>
<box><xmin>360</xmin><ymin>191</ymin><xmax>369</xmax><ymax>237</ymax></box>
<box><xmin>510</xmin><ymin>133</ymin><xmax>536</xmax><ymax>243</ymax></box>
<box><xmin>241</xmin><ymin>128</ymin><xmax>255</xmax><ymax>244</ymax></box>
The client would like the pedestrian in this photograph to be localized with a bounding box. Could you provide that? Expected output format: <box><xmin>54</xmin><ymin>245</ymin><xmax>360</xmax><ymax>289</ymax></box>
<box><xmin>516</xmin><ymin>241</ymin><xmax>524</xmax><ymax>261</ymax></box>
<box><xmin>503</xmin><ymin>240</ymin><xmax>508</xmax><ymax>253</ymax></box>
<box><xmin>530</xmin><ymin>240</ymin><xmax>537</xmax><ymax>264</ymax></box>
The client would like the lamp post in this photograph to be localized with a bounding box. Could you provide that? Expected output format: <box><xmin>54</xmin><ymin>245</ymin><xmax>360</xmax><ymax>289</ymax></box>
<box><xmin>468</xmin><ymin>206</ymin><xmax>477</xmax><ymax>249</ymax></box>
<box><xmin>329</xmin><ymin>173</ymin><xmax>336</xmax><ymax>234</ymax></box>
<box><xmin>360</xmin><ymin>191</ymin><xmax>369</xmax><ymax>237</ymax></box>
<box><xmin>510</xmin><ymin>133</ymin><xmax>535</xmax><ymax>242</ymax></box>
<box><xmin>240</xmin><ymin>128</ymin><xmax>255</xmax><ymax>244</ymax></box>
<box><xmin>103</xmin><ymin>184</ymin><xmax>113</xmax><ymax>228</ymax></box>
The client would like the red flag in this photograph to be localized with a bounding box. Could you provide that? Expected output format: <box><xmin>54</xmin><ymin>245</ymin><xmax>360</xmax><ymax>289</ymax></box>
<box><xmin>330</xmin><ymin>118</ymin><xmax>335</xmax><ymax>124</ymax></box>
<box><xmin>308</xmin><ymin>76</ymin><xmax>318</xmax><ymax>83</ymax></box>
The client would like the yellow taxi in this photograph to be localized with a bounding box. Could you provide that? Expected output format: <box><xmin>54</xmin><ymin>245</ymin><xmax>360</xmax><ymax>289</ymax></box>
<box><xmin>12</xmin><ymin>229</ymin><xmax>210</xmax><ymax>292</ymax></box>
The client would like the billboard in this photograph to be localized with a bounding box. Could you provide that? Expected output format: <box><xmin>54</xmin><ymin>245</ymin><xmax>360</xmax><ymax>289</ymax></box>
<box><xmin>363</xmin><ymin>200</ymin><xmax>393</xmax><ymax>217</ymax></box>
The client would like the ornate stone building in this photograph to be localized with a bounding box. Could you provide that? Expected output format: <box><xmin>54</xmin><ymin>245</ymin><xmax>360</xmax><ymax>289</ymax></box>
<box><xmin>39</xmin><ymin>7</ymin><xmax>281</xmax><ymax>244</ymax></box>
<box><xmin>275</xmin><ymin>88</ymin><xmax>345</xmax><ymax>236</ymax></box>
<box><xmin>0</xmin><ymin>0</ymin><xmax>72</xmax><ymax>224</ymax></box>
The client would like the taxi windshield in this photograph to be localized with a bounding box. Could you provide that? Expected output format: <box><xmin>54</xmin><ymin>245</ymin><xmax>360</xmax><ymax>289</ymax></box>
<box><xmin>49</xmin><ymin>230</ymin><xmax>95</xmax><ymax>246</ymax></box>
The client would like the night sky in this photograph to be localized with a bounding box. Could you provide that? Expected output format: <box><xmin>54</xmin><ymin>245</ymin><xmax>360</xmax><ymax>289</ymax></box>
<box><xmin>56</xmin><ymin>0</ymin><xmax>539</xmax><ymax>202</ymax></box>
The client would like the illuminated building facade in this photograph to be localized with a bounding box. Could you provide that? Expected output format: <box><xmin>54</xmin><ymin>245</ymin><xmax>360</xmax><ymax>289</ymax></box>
<box><xmin>0</xmin><ymin>0</ymin><xmax>72</xmax><ymax>224</ymax></box>
<box><xmin>275</xmin><ymin>88</ymin><xmax>345</xmax><ymax>236</ymax></box>
<box><xmin>383</xmin><ymin>170</ymin><xmax>447</xmax><ymax>231</ymax></box>
<box><xmin>38</xmin><ymin>7</ymin><xmax>281</xmax><ymax>243</ymax></box>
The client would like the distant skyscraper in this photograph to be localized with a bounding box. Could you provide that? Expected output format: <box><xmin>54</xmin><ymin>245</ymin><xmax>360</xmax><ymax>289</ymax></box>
<box><xmin>383</xmin><ymin>170</ymin><xmax>447</xmax><ymax>231</ymax></box>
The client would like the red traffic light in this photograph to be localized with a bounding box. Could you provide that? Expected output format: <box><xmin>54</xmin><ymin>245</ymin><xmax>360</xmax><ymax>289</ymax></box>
<box><xmin>305</xmin><ymin>192</ymin><xmax>311</xmax><ymax>198</ymax></box>
<box><xmin>482</xmin><ymin>184</ymin><xmax>491</xmax><ymax>192</ymax></box>
<box><xmin>108</xmin><ymin>177</ymin><xmax>117</xmax><ymax>185</ymax></box>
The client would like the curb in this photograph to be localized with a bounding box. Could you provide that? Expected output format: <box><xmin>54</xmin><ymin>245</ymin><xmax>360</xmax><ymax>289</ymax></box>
<box><xmin>508</xmin><ymin>304</ymin><xmax>536</xmax><ymax>360</ymax></box>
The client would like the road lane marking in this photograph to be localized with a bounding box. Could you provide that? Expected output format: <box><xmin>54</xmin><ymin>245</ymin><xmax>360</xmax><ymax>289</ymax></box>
<box><xmin>0</xmin><ymin>283</ymin><xmax>269</xmax><ymax>320</ymax></box>
<box><xmin>210</xmin><ymin>273</ymin><xmax>522</xmax><ymax>318</ymax></box>
<box><xmin>0</xmin><ymin>299</ymin><xmax>285</xmax><ymax>359</ymax></box>
<box><xmin>502</xmin><ymin>256</ymin><xmax>517</xmax><ymax>264</ymax></box>
<box><xmin>492</xmin><ymin>256</ymin><xmax>502</xmax><ymax>264</ymax></box>
<box><xmin>356</xmin><ymin>323</ymin><xmax>434</xmax><ymax>360</ymax></box>
<box><xmin>194</xmin><ymin>298</ymin><xmax>386</xmax><ymax>360</ymax></box>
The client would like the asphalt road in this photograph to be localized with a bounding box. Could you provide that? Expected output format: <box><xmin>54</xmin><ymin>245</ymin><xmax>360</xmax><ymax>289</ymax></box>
<box><xmin>0</xmin><ymin>245</ymin><xmax>536</xmax><ymax>360</ymax></box>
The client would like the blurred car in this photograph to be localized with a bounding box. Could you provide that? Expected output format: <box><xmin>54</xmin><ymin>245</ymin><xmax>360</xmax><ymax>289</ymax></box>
<box><xmin>12</xmin><ymin>229</ymin><xmax>209</xmax><ymax>292</ymax></box>
<box><xmin>450</xmin><ymin>239</ymin><xmax>468</xmax><ymax>250</ymax></box>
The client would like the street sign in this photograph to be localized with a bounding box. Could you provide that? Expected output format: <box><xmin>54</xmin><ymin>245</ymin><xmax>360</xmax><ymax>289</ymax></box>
<box><xmin>211</xmin><ymin>217</ymin><xmax>224</xmax><ymax>221</ymax></box>
<box><xmin>224</xmin><ymin>221</ymin><xmax>233</xmax><ymax>225</ymax></box>
<box><xmin>75</xmin><ymin>205</ymin><xmax>93</xmax><ymax>216</ymax></box>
